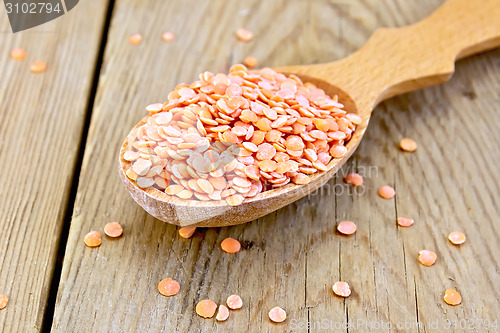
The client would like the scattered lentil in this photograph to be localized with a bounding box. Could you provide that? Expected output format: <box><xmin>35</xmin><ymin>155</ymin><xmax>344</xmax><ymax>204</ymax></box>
<box><xmin>221</xmin><ymin>238</ymin><xmax>241</xmax><ymax>253</ymax></box>
<box><xmin>30</xmin><ymin>61</ymin><xmax>46</xmax><ymax>73</ymax></box>
<box><xmin>158</xmin><ymin>278</ymin><xmax>180</xmax><ymax>296</ymax></box>
<box><xmin>216</xmin><ymin>305</ymin><xmax>230</xmax><ymax>321</ymax></box>
<box><xmin>337</xmin><ymin>221</ymin><xmax>357</xmax><ymax>235</ymax></box>
<box><xmin>161</xmin><ymin>31</ymin><xmax>175</xmax><ymax>42</ymax></box>
<box><xmin>84</xmin><ymin>231</ymin><xmax>102</xmax><ymax>247</ymax></box>
<box><xmin>268</xmin><ymin>307</ymin><xmax>286</xmax><ymax>323</ymax></box>
<box><xmin>129</xmin><ymin>33</ymin><xmax>142</xmax><ymax>45</ymax></box>
<box><xmin>448</xmin><ymin>231</ymin><xmax>466</xmax><ymax>245</ymax></box>
<box><xmin>196</xmin><ymin>299</ymin><xmax>218</xmax><ymax>318</ymax></box>
<box><xmin>344</xmin><ymin>173</ymin><xmax>363</xmax><ymax>186</ymax></box>
<box><xmin>104</xmin><ymin>222</ymin><xmax>123</xmax><ymax>238</ymax></box>
<box><xmin>226</xmin><ymin>295</ymin><xmax>243</xmax><ymax>309</ymax></box>
<box><xmin>123</xmin><ymin>65</ymin><xmax>357</xmax><ymax>206</ymax></box>
<box><xmin>418</xmin><ymin>250</ymin><xmax>437</xmax><ymax>266</ymax></box>
<box><xmin>0</xmin><ymin>295</ymin><xmax>8</xmax><ymax>310</ymax></box>
<box><xmin>179</xmin><ymin>226</ymin><xmax>197</xmax><ymax>238</ymax></box>
<box><xmin>332</xmin><ymin>281</ymin><xmax>351</xmax><ymax>297</ymax></box>
<box><xmin>443</xmin><ymin>289</ymin><xmax>462</xmax><ymax>305</ymax></box>
<box><xmin>378</xmin><ymin>185</ymin><xmax>395</xmax><ymax>199</ymax></box>
<box><xmin>236</xmin><ymin>28</ymin><xmax>253</xmax><ymax>42</ymax></box>
<box><xmin>10</xmin><ymin>48</ymin><xmax>26</xmax><ymax>60</ymax></box>
<box><xmin>399</xmin><ymin>138</ymin><xmax>417</xmax><ymax>152</ymax></box>
<box><xmin>397</xmin><ymin>217</ymin><xmax>414</xmax><ymax>227</ymax></box>
<box><xmin>243</xmin><ymin>56</ymin><xmax>258</xmax><ymax>68</ymax></box>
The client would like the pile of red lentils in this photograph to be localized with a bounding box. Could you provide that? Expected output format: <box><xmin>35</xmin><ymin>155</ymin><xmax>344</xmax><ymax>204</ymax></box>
<box><xmin>122</xmin><ymin>64</ymin><xmax>360</xmax><ymax>205</ymax></box>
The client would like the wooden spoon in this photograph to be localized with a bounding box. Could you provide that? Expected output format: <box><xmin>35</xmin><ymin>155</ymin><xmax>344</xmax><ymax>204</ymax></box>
<box><xmin>119</xmin><ymin>0</ymin><xmax>500</xmax><ymax>227</ymax></box>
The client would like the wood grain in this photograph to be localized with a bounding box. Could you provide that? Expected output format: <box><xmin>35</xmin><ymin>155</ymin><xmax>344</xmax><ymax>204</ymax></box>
<box><xmin>280</xmin><ymin>0</ymin><xmax>500</xmax><ymax>113</ymax></box>
<box><xmin>51</xmin><ymin>0</ymin><xmax>500</xmax><ymax>332</ymax></box>
<box><xmin>0</xmin><ymin>2</ymin><xmax>110</xmax><ymax>332</ymax></box>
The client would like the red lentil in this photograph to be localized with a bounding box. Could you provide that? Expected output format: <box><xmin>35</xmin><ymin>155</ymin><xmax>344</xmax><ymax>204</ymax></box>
<box><xmin>145</xmin><ymin>103</ymin><xmax>163</xmax><ymax>113</ymax></box>
<box><xmin>30</xmin><ymin>61</ymin><xmax>46</xmax><ymax>73</ymax></box>
<box><xmin>337</xmin><ymin>221</ymin><xmax>357</xmax><ymax>235</ymax></box>
<box><xmin>179</xmin><ymin>226</ymin><xmax>197</xmax><ymax>238</ymax></box>
<box><xmin>0</xmin><ymin>295</ymin><xmax>8</xmax><ymax>310</ymax></box>
<box><xmin>158</xmin><ymin>278</ymin><xmax>180</xmax><ymax>296</ymax></box>
<box><xmin>129</xmin><ymin>33</ymin><xmax>142</xmax><ymax>45</ymax></box>
<box><xmin>196</xmin><ymin>299</ymin><xmax>217</xmax><ymax>318</ymax></box>
<box><xmin>10</xmin><ymin>48</ymin><xmax>26</xmax><ymax>60</ymax></box>
<box><xmin>84</xmin><ymin>231</ymin><xmax>101</xmax><ymax>247</ymax></box>
<box><xmin>344</xmin><ymin>173</ymin><xmax>363</xmax><ymax>186</ymax></box>
<box><xmin>448</xmin><ymin>231</ymin><xmax>466</xmax><ymax>245</ymax></box>
<box><xmin>443</xmin><ymin>289</ymin><xmax>462</xmax><ymax>305</ymax></box>
<box><xmin>225</xmin><ymin>194</ymin><xmax>244</xmax><ymax>206</ymax></box>
<box><xmin>332</xmin><ymin>281</ymin><xmax>351</xmax><ymax>297</ymax></box>
<box><xmin>221</xmin><ymin>238</ymin><xmax>241</xmax><ymax>253</ymax></box>
<box><xmin>243</xmin><ymin>56</ymin><xmax>258</xmax><ymax>68</ymax></box>
<box><xmin>226</xmin><ymin>294</ymin><xmax>243</xmax><ymax>309</ymax></box>
<box><xmin>161</xmin><ymin>31</ymin><xmax>175</xmax><ymax>42</ymax></box>
<box><xmin>399</xmin><ymin>138</ymin><xmax>417</xmax><ymax>152</ymax></box>
<box><xmin>122</xmin><ymin>65</ymin><xmax>357</xmax><ymax>206</ymax></box>
<box><xmin>268</xmin><ymin>306</ymin><xmax>286</xmax><ymax>323</ymax></box>
<box><xmin>104</xmin><ymin>222</ymin><xmax>123</xmax><ymax>238</ymax></box>
<box><xmin>397</xmin><ymin>217</ymin><xmax>414</xmax><ymax>227</ymax></box>
<box><xmin>330</xmin><ymin>145</ymin><xmax>347</xmax><ymax>158</ymax></box>
<box><xmin>378</xmin><ymin>185</ymin><xmax>395</xmax><ymax>199</ymax></box>
<box><xmin>418</xmin><ymin>250</ymin><xmax>437</xmax><ymax>266</ymax></box>
<box><xmin>216</xmin><ymin>305</ymin><xmax>230</xmax><ymax>321</ymax></box>
<box><xmin>236</xmin><ymin>28</ymin><xmax>253</xmax><ymax>42</ymax></box>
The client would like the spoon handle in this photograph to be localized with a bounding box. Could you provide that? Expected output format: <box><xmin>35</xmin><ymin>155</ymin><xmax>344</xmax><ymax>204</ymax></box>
<box><xmin>283</xmin><ymin>0</ymin><xmax>500</xmax><ymax>112</ymax></box>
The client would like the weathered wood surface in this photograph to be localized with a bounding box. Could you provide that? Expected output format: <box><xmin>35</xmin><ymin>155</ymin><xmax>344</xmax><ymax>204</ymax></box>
<box><xmin>0</xmin><ymin>2</ymin><xmax>110</xmax><ymax>332</ymax></box>
<box><xmin>44</xmin><ymin>0</ymin><xmax>499</xmax><ymax>332</ymax></box>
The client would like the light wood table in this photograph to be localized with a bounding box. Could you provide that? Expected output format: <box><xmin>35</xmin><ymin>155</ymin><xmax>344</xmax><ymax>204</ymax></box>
<box><xmin>0</xmin><ymin>1</ymin><xmax>498</xmax><ymax>332</ymax></box>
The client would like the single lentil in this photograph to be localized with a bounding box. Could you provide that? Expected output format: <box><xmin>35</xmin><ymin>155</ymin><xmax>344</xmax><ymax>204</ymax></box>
<box><xmin>216</xmin><ymin>305</ymin><xmax>230</xmax><ymax>321</ymax></box>
<box><xmin>443</xmin><ymin>289</ymin><xmax>462</xmax><ymax>305</ymax></box>
<box><xmin>10</xmin><ymin>48</ymin><xmax>26</xmax><ymax>60</ymax></box>
<box><xmin>399</xmin><ymin>138</ymin><xmax>417</xmax><ymax>152</ymax></box>
<box><xmin>84</xmin><ymin>231</ymin><xmax>101</xmax><ymax>247</ymax></box>
<box><xmin>344</xmin><ymin>173</ymin><xmax>363</xmax><ymax>186</ymax></box>
<box><xmin>158</xmin><ymin>278</ymin><xmax>180</xmax><ymax>296</ymax></box>
<box><xmin>104</xmin><ymin>222</ymin><xmax>123</xmax><ymax>238</ymax></box>
<box><xmin>129</xmin><ymin>33</ymin><xmax>142</xmax><ymax>45</ymax></box>
<box><xmin>161</xmin><ymin>31</ymin><xmax>175</xmax><ymax>42</ymax></box>
<box><xmin>418</xmin><ymin>250</ymin><xmax>437</xmax><ymax>266</ymax></box>
<box><xmin>243</xmin><ymin>56</ymin><xmax>258</xmax><ymax>68</ymax></box>
<box><xmin>337</xmin><ymin>221</ymin><xmax>357</xmax><ymax>235</ymax></box>
<box><xmin>30</xmin><ymin>61</ymin><xmax>46</xmax><ymax>73</ymax></box>
<box><xmin>378</xmin><ymin>185</ymin><xmax>395</xmax><ymax>199</ymax></box>
<box><xmin>236</xmin><ymin>28</ymin><xmax>253</xmax><ymax>42</ymax></box>
<box><xmin>332</xmin><ymin>281</ymin><xmax>351</xmax><ymax>297</ymax></box>
<box><xmin>226</xmin><ymin>294</ymin><xmax>243</xmax><ymax>309</ymax></box>
<box><xmin>448</xmin><ymin>231</ymin><xmax>466</xmax><ymax>245</ymax></box>
<box><xmin>397</xmin><ymin>217</ymin><xmax>414</xmax><ymax>227</ymax></box>
<box><xmin>196</xmin><ymin>299</ymin><xmax>218</xmax><ymax>318</ymax></box>
<box><xmin>268</xmin><ymin>307</ymin><xmax>286</xmax><ymax>323</ymax></box>
<box><xmin>179</xmin><ymin>226</ymin><xmax>197</xmax><ymax>238</ymax></box>
<box><xmin>0</xmin><ymin>295</ymin><xmax>8</xmax><ymax>310</ymax></box>
<box><xmin>221</xmin><ymin>238</ymin><xmax>241</xmax><ymax>253</ymax></box>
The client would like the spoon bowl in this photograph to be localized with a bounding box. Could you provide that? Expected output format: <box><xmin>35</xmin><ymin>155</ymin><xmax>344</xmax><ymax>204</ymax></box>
<box><xmin>119</xmin><ymin>0</ymin><xmax>500</xmax><ymax>227</ymax></box>
<box><xmin>119</xmin><ymin>81</ymin><xmax>362</xmax><ymax>227</ymax></box>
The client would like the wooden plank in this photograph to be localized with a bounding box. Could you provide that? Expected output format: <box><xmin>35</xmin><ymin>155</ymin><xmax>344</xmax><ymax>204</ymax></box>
<box><xmin>0</xmin><ymin>2</ymin><xmax>110</xmax><ymax>332</ymax></box>
<box><xmin>52</xmin><ymin>0</ymin><xmax>500</xmax><ymax>332</ymax></box>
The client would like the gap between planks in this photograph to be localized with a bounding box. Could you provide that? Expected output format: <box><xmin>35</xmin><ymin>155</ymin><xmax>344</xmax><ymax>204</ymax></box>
<box><xmin>40</xmin><ymin>0</ymin><xmax>116</xmax><ymax>331</ymax></box>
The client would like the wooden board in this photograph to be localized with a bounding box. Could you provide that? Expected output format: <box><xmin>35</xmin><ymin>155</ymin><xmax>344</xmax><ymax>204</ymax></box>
<box><xmin>0</xmin><ymin>2</ymin><xmax>110</xmax><ymax>332</ymax></box>
<box><xmin>51</xmin><ymin>0</ymin><xmax>500</xmax><ymax>332</ymax></box>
